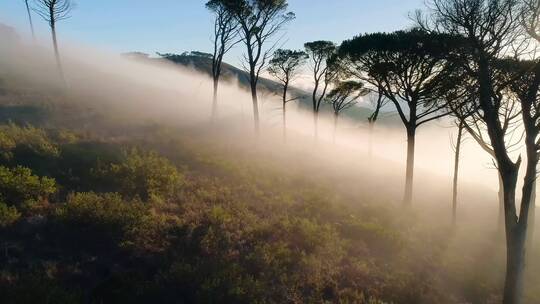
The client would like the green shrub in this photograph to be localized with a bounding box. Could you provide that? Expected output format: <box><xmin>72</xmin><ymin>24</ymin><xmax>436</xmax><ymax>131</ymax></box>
<box><xmin>0</xmin><ymin>131</ymin><xmax>16</xmax><ymax>154</ymax></box>
<box><xmin>105</xmin><ymin>149</ymin><xmax>183</xmax><ymax>201</ymax></box>
<box><xmin>54</xmin><ymin>142</ymin><xmax>124</xmax><ymax>193</ymax></box>
<box><xmin>49</xmin><ymin>128</ymin><xmax>79</xmax><ymax>144</ymax></box>
<box><xmin>55</xmin><ymin>192</ymin><xmax>150</xmax><ymax>252</ymax></box>
<box><xmin>0</xmin><ymin>201</ymin><xmax>20</xmax><ymax>227</ymax></box>
<box><xmin>0</xmin><ymin>166</ymin><xmax>56</xmax><ymax>212</ymax></box>
<box><xmin>0</xmin><ymin>123</ymin><xmax>59</xmax><ymax>159</ymax></box>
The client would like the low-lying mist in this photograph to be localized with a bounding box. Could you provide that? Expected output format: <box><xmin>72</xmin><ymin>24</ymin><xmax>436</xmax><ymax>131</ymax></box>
<box><xmin>4</xmin><ymin>36</ymin><xmax>517</xmax><ymax>236</ymax></box>
<box><xmin>1</xmin><ymin>34</ymin><xmax>499</xmax><ymax>196</ymax></box>
<box><xmin>4</xmin><ymin>31</ymin><xmax>540</xmax><ymax>303</ymax></box>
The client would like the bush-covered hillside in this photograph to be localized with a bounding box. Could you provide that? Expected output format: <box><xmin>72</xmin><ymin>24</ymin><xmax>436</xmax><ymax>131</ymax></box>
<box><xmin>0</xmin><ymin>85</ymin><xmax>539</xmax><ymax>304</ymax></box>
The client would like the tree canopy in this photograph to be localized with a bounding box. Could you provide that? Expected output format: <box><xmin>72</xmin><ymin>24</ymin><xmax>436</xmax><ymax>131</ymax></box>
<box><xmin>339</xmin><ymin>29</ymin><xmax>459</xmax><ymax>128</ymax></box>
<box><xmin>268</xmin><ymin>49</ymin><xmax>308</xmax><ymax>85</ymax></box>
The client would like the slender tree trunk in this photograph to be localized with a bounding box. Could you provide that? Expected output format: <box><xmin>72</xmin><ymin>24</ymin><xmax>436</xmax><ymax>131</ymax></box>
<box><xmin>475</xmin><ymin>59</ymin><xmax>528</xmax><ymax>304</ymax></box>
<box><xmin>502</xmin><ymin>138</ymin><xmax>537</xmax><ymax>304</ymax></box>
<box><xmin>500</xmin><ymin>164</ymin><xmax>523</xmax><ymax>304</ymax></box>
<box><xmin>282</xmin><ymin>82</ymin><xmax>288</xmax><ymax>141</ymax></box>
<box><xmin>282</xmin><ymin>101</ymin><xmax>287</xmax><ymax>141</ymax></box>
<box><xmin>503</xmin><ymin>224</ymin><xmax>527</xmax><ymax>304</ymax></box>
<box><xmin>527</xmin><ymin>182</ymin><xmax>536</xmax><ymax>249</ymax></box>
<box><xmin>24</xmin><ymin>0</ymin><xmax>35</xmax><ymax>41</ymax></box>
<box><xmin>312</xmin><ymin>82</ymin><xmax>319</xmax><ymax>113</ymax></box>
<box><xmin>212</xmin><ymin>77</ymin><xmax>219</xmax><ymax>121</ymax></box>
<box><xmin>333</xmin><ymin>113</ymin><xmax>338</xmax><ymax>144</ymax></box>
<box><xmin>452</xmin><ymin>121</ymin><xmax>464</xmax><ymax>225</ymax></box>
<box><xmin>403</xmin><ymin>127</ymin><xmax>416</xmax><ymax>206</ymax></box>
<box><xmin>368</xmin><ymin>90</ymin><xmax>382</xmax><ymax>159</ymax></box>
<box><xmin>250</xmin><ymin>75</ymin><xmax>260</xmax><ymax>135</ymax></box>
<box><xmin>313</xmin><ymin>111</ymin><xmax>319</xmax><ymax>140</ymax></box>
<box><xmin>312</xmin><ymin>79</ymin><xmax>320</xmax><ymax>140</ymax></box>
<box><xmin>368</xmin><ymin>122</ymin><xmax>375</xmax><ymax>159</ymax></box>
<box><xmin>503</xmin><ymin>192</ymin><xmax>527</xmax><ymax>304</ymax></box>
<box><xmin>499</xmin><ymin>173</ymin><xmax>505</xmax><ymax>233</ymax></box>
<box><xmin>50</xmin><ymin>21</ymin><xmax>65</xmax><ymax>82</ymax></box>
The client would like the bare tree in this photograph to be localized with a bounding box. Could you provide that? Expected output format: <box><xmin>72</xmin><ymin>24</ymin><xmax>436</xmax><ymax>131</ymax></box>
<box><xmin>213</xmin><ymin>0</ymin><xmax>294</xmax><ymax>134</ymax></box>
<box><xmin>304</xmin><ymin>41</ymin><xmax>338</xmax><ymax>138</ymax></box>
<box><xmin>419</xmin><ymin>1</ymin><xmax>540</xmax><ymax>302</ymax></box>
<box><xmin>267</xmin><ymin>49</ymin><xmax>308</xmax><ymax>140</ymax></box>
<box><xmin>33</xmin><ymin>0</ymin><xmax>73</xmax><ymax>80</ymax></box>
<box><xmin>326</xmin><ymin>80</ymin><xmax>368</xmax><ymax>143</ymax></box>
<box><xmin>206</xmin><ymin>1</ymin><xmax>239</xmax><ymax>121</ymax></box>
<box><xmin>24</xmin><ymin>0</ymin><xmax>36</xmax><ymax>41</ymax></box>
<box><xmin>522</xmin><ymin>0</ymin><xmax>540</xmax><ymax>41</ymax></box>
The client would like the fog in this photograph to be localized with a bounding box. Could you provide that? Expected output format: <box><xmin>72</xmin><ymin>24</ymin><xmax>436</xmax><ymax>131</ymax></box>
<box><xmin>0</xmin><ymin>29</ymin><xmax>503</xmax><ymax>211</ymax></box>
<box><xmin>7</xmin><ymin>25</ymin><xmax>540</xmax><ymax>303</ymax></box>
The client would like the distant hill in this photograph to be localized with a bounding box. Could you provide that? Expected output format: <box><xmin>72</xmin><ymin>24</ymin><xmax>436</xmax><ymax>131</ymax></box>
<box><xmin>124</xmin><ymin>51</ymin><xmax>393</xmax><ymax>124</ymax></box>
<box><xmin>155</xmin><ymin>51</ymin><xmax>292</xmax><ymax>97</ymax></box>
<box><xmin>0</xmin><ymin>23</ymin><xmax>19</xmax><ymax>44</ymax></box>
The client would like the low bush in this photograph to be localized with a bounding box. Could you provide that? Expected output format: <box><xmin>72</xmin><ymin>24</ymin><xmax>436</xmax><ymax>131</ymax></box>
<box><xmin>101</xmin><ymin>149</ymin><xmax>184</xmax><ymax>202</ymax></box>
<box><xmin>0</xmin><ymin>165</ymin><xmax>56</xmax><ymax>213</ymax></box>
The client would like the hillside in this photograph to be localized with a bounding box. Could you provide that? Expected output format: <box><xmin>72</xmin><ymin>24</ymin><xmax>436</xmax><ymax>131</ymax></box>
<box><xmin>1</xmin><ymin>35</ymin><xmax>539</xmax><ymax>304</ymax></box>
<box><xmin>0</xmin><ymin>75</ymin><xmax>527</xmax><ymax>304</ymax></box>
<box><xmin>124</xmin><ymin>51</ymin><xmax>382</xmax><ymax>124</ymax></box>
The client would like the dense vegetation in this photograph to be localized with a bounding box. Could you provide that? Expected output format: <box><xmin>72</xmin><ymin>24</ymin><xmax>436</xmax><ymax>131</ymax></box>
<box><xmin>0</xmin><ymin>80</ymin><xmax>537</xmax><ymax>304</ymax></box>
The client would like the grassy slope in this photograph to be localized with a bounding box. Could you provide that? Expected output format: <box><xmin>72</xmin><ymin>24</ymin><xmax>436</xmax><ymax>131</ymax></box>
<box><xmin>0</xmin><ymin>76</ymin><xmax>539</xmax><ymax>304</ymax></box>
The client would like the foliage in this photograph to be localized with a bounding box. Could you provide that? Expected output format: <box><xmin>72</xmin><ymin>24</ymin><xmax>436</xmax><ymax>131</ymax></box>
<box><xmin>268</xmin><ymin>49</ymin><xmax>308</xmax><ymax>84</ymax></box>
<box><xmin>326</xmin><ymin>80</ymin><xmax>369</xmax><ymax>114</ymax></box>
<box><xmin>338</xmin><ymin>29</ymin><xmax>456</xmax><ymax>102</ymax></box>
<box><xmin>0</xmin><ymin>165</ymin><xmax>56</xmax><ymax>213</ymax></box>
<box><xmin>101</xmin><ymin>149</ymin><xmax>184</xmax><ymax>202</ymax></box>
<box><xmin>304</xmin><ymin>41</ymin><xmax>336</xmax><ymax>60</ymax></box>
<box><xmin>338</xmin><ymin>30</ymin><xmax>456</xmax><ymax>113</ymax></box>
<box><xmin>158</xmin><ymin>51</ymin><xmax>213</xmax><ymax>59</ymax></box>
<box><xmin>0</xmin><ymin>123</ymin><xmax>59</xmax><ymax>160</ymax></box>
<box><xmin>208</xmin><ymin>0</ymin><xmax>292</xmax><ymax>21</ymax></box>
<box><xmin>0</xmin><ymin>201</ymin><xmax>20</xmax><ymax>227</ymax></box>
<box><xmin>209</xmin><ymin>0</ymin><xmax>295</xmax><ymax>123</ymax></box>
<box><xmin>268</xmin><ymin>49</ymin><xmax>308</xmax><ymax>104</ymax></box>
<box><xmin>0</xmin><ymin>115</ymin><xmax>527</xmax><ymax>303</ymax></box>
<box><xmin>54</xmin><ymin>192</ymin><xmax>150</xmax><ymax>253</ymax></box>
<box><xmin>304</xmin><ymin>40</ymin><xmax>339</xmax><ymax>112</ymax></box>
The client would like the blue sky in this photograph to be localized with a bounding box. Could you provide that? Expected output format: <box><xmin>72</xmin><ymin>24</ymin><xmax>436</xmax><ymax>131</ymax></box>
<box><xmin>0</xmin><ymin>0</ymin><xmax>424</xmax><ymax>65</ymax></box>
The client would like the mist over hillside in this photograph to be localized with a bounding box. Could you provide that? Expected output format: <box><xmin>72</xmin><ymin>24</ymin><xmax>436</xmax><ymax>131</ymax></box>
<box><xmin>0</xmin><ymin>37</ymin><xmax>536</xmax><ymax>303</ymax></box>
<box><xmin>2</xmin><ymin>0</ymin><xmax>540</xmax><ymax>302</ymax></box>
<box><xmin>122</xmin><ymin>51</ymin><xmax>388</xmax><ymax>125</ymax></box>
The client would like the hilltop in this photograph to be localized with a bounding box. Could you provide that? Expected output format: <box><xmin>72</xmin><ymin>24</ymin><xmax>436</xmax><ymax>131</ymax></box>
<box><xmin>123</xmin><ymin>51</ymin><xmax>387</xmax><ymax>124</ymax></box>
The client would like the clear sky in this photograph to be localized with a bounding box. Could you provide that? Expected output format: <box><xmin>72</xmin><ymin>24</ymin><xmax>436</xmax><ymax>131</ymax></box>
<box><xmin>0</xmin><ymin>0</ymin><xmax>425</xmax><ymax>65</ymax></box>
